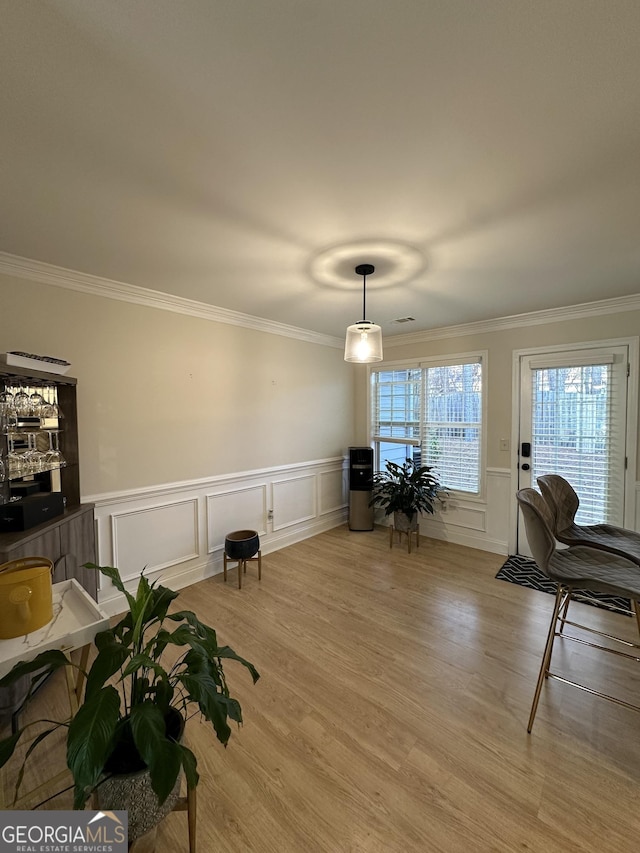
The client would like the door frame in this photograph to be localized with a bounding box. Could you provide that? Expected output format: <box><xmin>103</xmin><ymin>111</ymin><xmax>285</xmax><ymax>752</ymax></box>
<box><xmin>508</xmin><ymin>336</ymin><xmax>639</xmax><ymax>555</ymax></box>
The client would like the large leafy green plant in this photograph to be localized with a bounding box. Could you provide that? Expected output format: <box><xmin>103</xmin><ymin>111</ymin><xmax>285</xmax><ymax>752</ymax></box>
<box><xmin>369</xmin><ymin>458</ymin><xmax>446</xmax><ymax>519</ymax></box>
<box><xmin>0</xmin><ymin>563</ymin><xmax>259</xmax><ymax>809</ymax></box>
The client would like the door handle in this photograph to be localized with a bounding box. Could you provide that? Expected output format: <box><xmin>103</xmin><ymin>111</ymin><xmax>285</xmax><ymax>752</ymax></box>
<box><xmin>521</xmin><ymin>463</ymin><xmax>530</xmax><ymax>471</ymax></box>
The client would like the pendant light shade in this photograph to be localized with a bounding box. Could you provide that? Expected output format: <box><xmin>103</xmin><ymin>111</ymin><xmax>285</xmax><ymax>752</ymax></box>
<box><xmin>344</xmin><ymin>322</ymin><xmax>383</xmax><ymax>363</ymax></box>
<box><xmin>344</xmin><ymin>264</ymin><xmax>383</xmax><ymax>363</ymax></box>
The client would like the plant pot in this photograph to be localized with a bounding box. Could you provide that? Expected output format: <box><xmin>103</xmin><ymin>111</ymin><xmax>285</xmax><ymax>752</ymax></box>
<box><xmin>97</xmin><ymin>762</ymin><xmax>181</xmax><ymax>842</ymax></box>
<box><xmin>393</xmin><ymin>511</ymin><xmax>418</xmax><ymax>533</ymax></box>
<box><xmin>225</xmin><ymin>529</ymin><xmax>260</xmax><ymax>560</ymax></box>
<box><xmin>96</xmin><ymin>709</ymin><xmax>184</xmax><ymax>843</ymax></box>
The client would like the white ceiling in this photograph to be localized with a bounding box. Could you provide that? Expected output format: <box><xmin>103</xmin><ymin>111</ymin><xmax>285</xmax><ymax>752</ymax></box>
<box><xmin>2</xmin><ymin>0</ymin><xmax>640</xmax><ymax>340</ymax></box>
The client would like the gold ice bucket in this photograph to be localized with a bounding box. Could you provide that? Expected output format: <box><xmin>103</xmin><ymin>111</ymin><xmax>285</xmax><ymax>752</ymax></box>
<box><xmin>0</xmin><ymin>557</ymin><xmax>54</xmax><ymax>639</ymax></box>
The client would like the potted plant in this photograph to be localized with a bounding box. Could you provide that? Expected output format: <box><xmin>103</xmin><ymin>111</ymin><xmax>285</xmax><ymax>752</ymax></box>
<box><xmin>369</xmin><ymin>458</ymin><xmax>447</xmax><ymax>533</ymax></box>
<box><xmin>0</xmin><ymin>563</ymin><xmax>259</xmax><ymax>839</ymax></box>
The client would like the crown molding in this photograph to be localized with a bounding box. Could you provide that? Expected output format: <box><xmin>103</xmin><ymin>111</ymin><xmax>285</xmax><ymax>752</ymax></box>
<box><xmin>0</xmin><ymin>252</ymin><xmax>344</xmax><ymax>349</ymax></box>
<box><xmin>383</xmin><ymin>292</ymin><xmax>640</xmax><ymax>347</ymax></box>
<box><xmin>4</xmin><ymin>251</ymin><xmax>639</xmax><ymax>351</ymax></box>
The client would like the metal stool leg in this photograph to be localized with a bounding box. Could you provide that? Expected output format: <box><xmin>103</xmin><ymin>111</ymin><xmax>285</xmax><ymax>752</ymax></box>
<box><xmin>528</xmin><ymin>587</ymin><xmax>564</xmax><ymax>733</ymax></box>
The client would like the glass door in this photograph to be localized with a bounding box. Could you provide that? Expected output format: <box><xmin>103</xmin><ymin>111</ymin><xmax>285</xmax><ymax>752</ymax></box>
<box><xmin>517</xmin><ymin>345</ymin><xmax>629</xmax><ymax>555</ymax></box>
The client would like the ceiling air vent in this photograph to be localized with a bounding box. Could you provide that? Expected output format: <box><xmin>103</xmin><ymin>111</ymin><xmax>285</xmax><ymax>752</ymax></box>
<box><xmin>390</xmin><ymin>316</ymin><xmax>416</xmax><ymax>324</ymax></box>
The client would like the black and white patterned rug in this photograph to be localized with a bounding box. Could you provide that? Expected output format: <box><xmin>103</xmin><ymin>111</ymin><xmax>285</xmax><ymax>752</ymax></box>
<box><xmin>496</xmin><ymin>554</ymin><xmax>632</xmax><ymax>616</ymax></box>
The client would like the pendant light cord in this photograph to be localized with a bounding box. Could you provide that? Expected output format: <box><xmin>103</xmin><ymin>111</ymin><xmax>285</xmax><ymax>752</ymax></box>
<box><xmin>354</xmin><ymin>263</ymin><xmax>374</xmax><ymax>323</ymax></box>
<box><xmin>362</xmin><ymin>271</ymin><xmax>367</xmax><ymax>321</ymax></box>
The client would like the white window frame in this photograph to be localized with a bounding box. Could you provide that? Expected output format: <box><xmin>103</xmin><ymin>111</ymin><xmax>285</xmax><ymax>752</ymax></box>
<box><xmin>369</xmin><ymin>351</ymin><xmax>487</xmax><ymax>501</ymax></box>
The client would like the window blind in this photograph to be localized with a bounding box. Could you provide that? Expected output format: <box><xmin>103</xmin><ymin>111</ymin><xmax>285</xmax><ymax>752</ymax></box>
<box><xmin>422</xmin><ymin>361</ymin><xmax>482</xmax><ymax>494</ymax></box>
<box><xmin>371</xmin><ymin>358</ymin><xmax>483</xmax><ymax>494</ymax></box>
<box><xmin>530</xmin><ymin>354</ymin><xmax>626</xmax><ymax>525</ymax></box>
<box><xmin>371</xmin><ymin>369</ymin><xmax>422</xmax><ymax>443</ymax></box>
<box><xmin>371</xmin><ymin>369</ymin><xmax>421</xmax><ymax>469</ymax></box>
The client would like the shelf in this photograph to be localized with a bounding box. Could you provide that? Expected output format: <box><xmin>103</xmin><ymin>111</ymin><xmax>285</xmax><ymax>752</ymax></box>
<box><xmin>1</xmin><ymin>352</ymin><xmax>71</xmax><ymax>375</ymax></box>
<box><xmin>0</xmin><ymin>364</ymin><xmax>76</xmax><ymax>386</ymax></box>
<box><xmin>6</xmin><ymin>464</ymin><xmax>67</xmax><ymax>482</ymax></box>
<box><xmin>1</xmin><ymin>370</ymin><xmax>80</xmax><ymax>517</ymax></box>
<box><xmin>0</xmin><ymin>369</ymin><xmax>95</xmax><ymax>604</ymax></box>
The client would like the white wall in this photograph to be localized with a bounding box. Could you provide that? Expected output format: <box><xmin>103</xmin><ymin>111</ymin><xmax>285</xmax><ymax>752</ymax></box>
<box><xmin>5</xmin><ymin>269</ymin><xmax>640</xmax><ymax>591</ymax></box>
<box><xmin>0</xmin><ymin>273</ymin><xmax>354</xmax><ymax>607</ymax></box>
<box><xmin>1</xmin><ymin>275</ymin><xmax>354</xmax><ymax>492</ymax></box>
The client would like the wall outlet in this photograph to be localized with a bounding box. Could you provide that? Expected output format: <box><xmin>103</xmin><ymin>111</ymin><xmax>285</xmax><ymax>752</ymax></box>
<box><xmin>500</xmin><ymin>438</ymin><xmax>510</xmax><ymax>452</ymax></box>
<box><xmin>267</xmin><ymin>509</ymin><xmax>274</xmax><ymax>521</ymax></box>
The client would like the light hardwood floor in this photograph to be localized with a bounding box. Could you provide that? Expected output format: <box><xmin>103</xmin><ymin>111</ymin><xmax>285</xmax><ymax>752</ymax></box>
<box><xmin>8</xmin><ymin>524</ymin><xmax>640</xmax><ymax>851</ymax></box>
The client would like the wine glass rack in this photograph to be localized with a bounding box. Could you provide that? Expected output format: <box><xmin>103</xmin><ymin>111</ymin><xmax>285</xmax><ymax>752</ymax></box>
<box><xmin>0</xmin><ymin>364</ymin><xmax>80</xmax><ymax>513</ymax></box>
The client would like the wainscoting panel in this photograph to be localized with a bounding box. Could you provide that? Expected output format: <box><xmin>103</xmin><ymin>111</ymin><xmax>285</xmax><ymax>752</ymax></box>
<box><xmin>89</xmin><ymin>463</ymin><xmax>529</xmax><ymax>614</ymax></box>
<box><xmin>417</xmin><ymin>468</ymin><xmax>512</xmax><ymax>555</ymax></box>
<box><xmin>271</xmin><ymin>474</ymin><xmax>317</xmax><ymax>531</ymax></box>
<box><xmin>206</xmin><ymin>484</ymin><xmax>267</xmax><ymax>553</ymax></box>
<box><xmin>319</xmin><ymin>468</ymin><xmax>347</xmax><ymax>516</ymax></box>
<box><xmin>111</xmin><ymin>498</ymin><xmax>199</xmax><ymax>581</ymax></box>
<box><xmin>88</xmin><ymin>456</ymin><xmax>348</xmax><ymax>613</ymax></box>
<box><xmin>439</xmin><ymin>504</ymin><xmax>485</xmax><ymax>532</ymax></box>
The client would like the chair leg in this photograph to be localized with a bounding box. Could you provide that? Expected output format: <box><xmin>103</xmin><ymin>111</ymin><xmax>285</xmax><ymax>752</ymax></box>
<box><xmin>257</xmin><ymin>550</ymin><xmax>262</xmax><ymax>580</ymax></box>
<box><xmin>528</xmin><ymin>586</ymin><xmax>565</xmax><ymax>733</ymax></box>
<box><xmin>238</xmin><ymin>560</ymin><xmax>242</xmax><ymax>589</ymax></box>
<box><xmin>544</xmin><ymin>592</ymin><xmax>571</xmax><ymax>682</ymax></box>
<box><xmin>223</xmin><ymin>553</ymin><xmax>228</xmax><ymax>583</ymax></box>
<box><xmin>557</xmin><ymin>590</ymin><xmax>571</xmax><ymax>635</ymax></box>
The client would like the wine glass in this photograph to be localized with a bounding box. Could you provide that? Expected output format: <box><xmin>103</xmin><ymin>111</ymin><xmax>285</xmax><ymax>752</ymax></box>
<box><xmin>13</xmin><ymin>388</ymin><xmax>31</xmax><ymax>417</ymax></box>
<box><xmin>29</xmin><ymin>390</ymin><xmax>45</xmax><ymax>416</ymax></box>
<box><xmin>41</xmin><ymin>387</ymin><xmax>62</xmax><ymax>422</ymax></box>
<box><xmin>24</xmin><ymin>432</ymin><xmax>46</xmax><ymax>473</ymax></box>
<box><xmin>44</xmin><ymin>430</ymin><xmax>66</xmax><ymax>469</ymax></box>
<box><xmin>7</xmin><ymin>437</ymin><xmax>26</xmax><ymax>479</ymax></box>
<box><xmin>0</xmin><ymin>390</ymin><xmax>16</xmax><ymax>433</ymax></box>
<box><xmin>0</xmin><ymin>389</ymin><xmax>14</xmax><ymax>415</ymax></box>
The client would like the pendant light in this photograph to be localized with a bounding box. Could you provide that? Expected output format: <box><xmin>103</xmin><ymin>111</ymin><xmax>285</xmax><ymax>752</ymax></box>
<box><xmin>344</xmin><ymin>264</ymin><xmax>383</xmax><ymax>363</ymax></box>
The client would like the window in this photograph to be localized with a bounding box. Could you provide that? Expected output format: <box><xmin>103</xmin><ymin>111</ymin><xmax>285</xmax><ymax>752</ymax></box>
<box><xmin>371</xmin><ymin>368</ymin><xmax>422</xmax><ymax>470</ymax></box>
<box><xmin>371</xmin><ymin>355</ymin><xmax>484</xmax><ymax>495</ymax></box>
<box><xmin>528</xmin><ymin>354</ymin><xmax>626</xmax><ymax>524</ymax></box>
